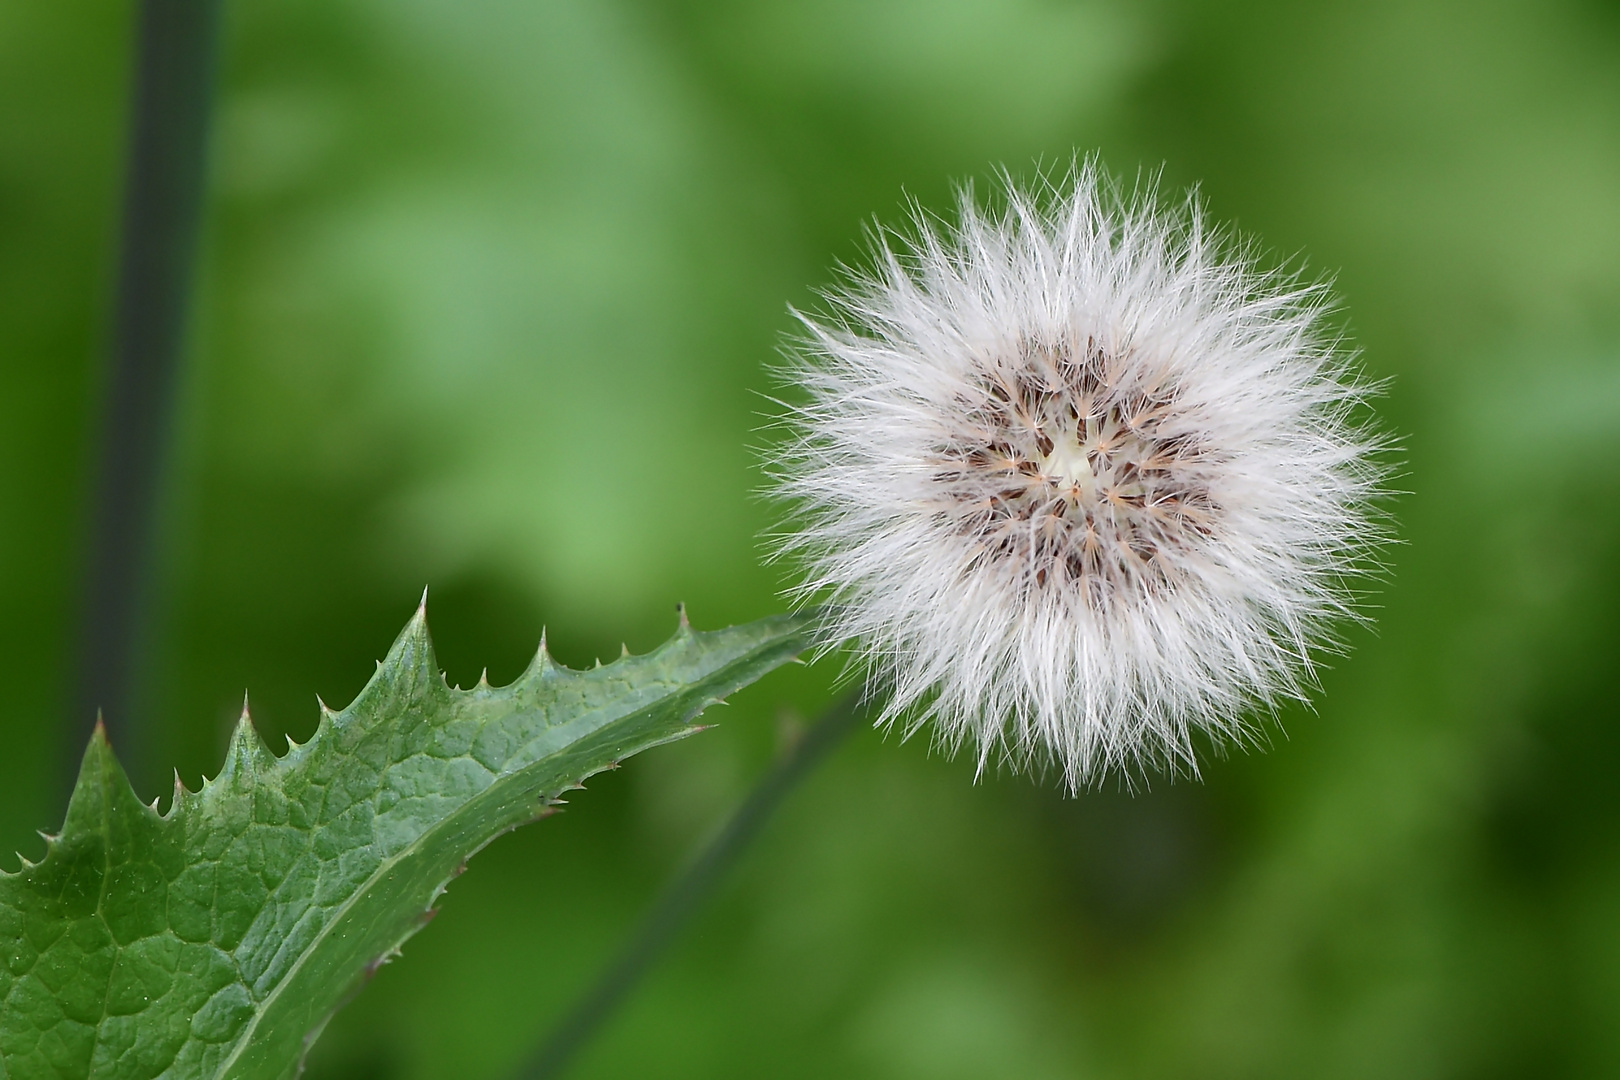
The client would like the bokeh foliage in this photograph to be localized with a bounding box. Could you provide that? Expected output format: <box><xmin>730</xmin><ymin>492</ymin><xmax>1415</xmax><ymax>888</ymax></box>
<box><xmin>2</xmin><ymin>0</ymin><xmax>1618</xmax><ymax>1077</ymax></box>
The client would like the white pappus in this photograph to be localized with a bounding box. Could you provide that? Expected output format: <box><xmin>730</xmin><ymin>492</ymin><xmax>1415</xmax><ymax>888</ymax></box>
<box><xmin>771</xmin><ymin>161</ymin><xmax>1388</xmax><ymax>790</ymax></box>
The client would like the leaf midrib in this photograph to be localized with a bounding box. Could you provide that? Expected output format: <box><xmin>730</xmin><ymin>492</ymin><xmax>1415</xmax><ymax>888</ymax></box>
<box><xmin>88</xmin><ymin>747</ymin><xmax>117</xmax><ymax>1079</ymax></box>
<box><xmin>207</xmin><ymin>676</ymin><xmax>707</xmax><ymax>1079</ymax></box>
<box><xmin>209</xmin><ymin>736</ymin><xmax>543</xmax><ymax>1078</ymax></box>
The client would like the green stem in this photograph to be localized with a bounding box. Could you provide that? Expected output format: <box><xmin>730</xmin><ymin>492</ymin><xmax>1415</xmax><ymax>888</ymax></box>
<box><xmin>70</xmin><ymin>0</ymin><xmax>224</xmax><ymax>797</ymax></box>
<box><xmin>513</xmin><ymin>689</ymin><xmax>867</xmax><ymax>1080</ymax></box>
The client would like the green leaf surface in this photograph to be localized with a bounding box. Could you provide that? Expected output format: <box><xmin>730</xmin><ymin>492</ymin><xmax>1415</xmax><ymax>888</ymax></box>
<box><xmin>0</xmin><ymin>604</ymin><xmax>810</xmax><ymax>1080</ymax></box>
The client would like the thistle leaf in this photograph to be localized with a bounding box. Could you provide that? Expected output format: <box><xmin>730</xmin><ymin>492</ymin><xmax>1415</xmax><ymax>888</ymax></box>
<box><xmin>0</xmin><ymin>604</ymin><xmax>810</xmax><ymax>1080</ymax></box>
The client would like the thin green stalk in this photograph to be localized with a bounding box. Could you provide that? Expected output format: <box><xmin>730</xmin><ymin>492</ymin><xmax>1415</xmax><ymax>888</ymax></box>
<box><xmin>514</xmin><ymin>689</ymin><xmax>867</xmax><ymax>1080</ymax></box>
<box><xmin>70</xmin><ymin>0</ymin><xmax>224</xmax><ymax>797</ymax></box>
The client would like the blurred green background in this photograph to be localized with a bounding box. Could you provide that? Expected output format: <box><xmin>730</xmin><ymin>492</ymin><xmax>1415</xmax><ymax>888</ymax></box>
<box><xmin>5</xmin><ymin>0</ymin><xmax>1620</xmax><ymax>1076</ymax></box>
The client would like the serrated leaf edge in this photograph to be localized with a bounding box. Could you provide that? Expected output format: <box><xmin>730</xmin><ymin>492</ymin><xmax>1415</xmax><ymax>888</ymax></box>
<box><xmin>5</xmin><ymin>602</ymin><xmax>809</xmax><ymax>1080</ymax></box>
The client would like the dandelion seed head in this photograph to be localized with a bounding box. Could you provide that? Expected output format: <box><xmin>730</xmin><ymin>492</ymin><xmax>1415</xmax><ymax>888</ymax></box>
<box><xmin>772</xmin><ymin>160</ymin><xmax>1388</xmax><ymax>790</ymax></box>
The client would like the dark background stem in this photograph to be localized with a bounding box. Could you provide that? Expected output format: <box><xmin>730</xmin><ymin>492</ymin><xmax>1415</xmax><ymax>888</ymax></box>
<box><xmin>67</xmin><ymin>0</ymin><xmax>224</xmax><ymax>798</ymax></box>
<box><xmin>514</xmin><ymin>690</ymin><xmax>867</xmax><ymax>1080</ymax></box>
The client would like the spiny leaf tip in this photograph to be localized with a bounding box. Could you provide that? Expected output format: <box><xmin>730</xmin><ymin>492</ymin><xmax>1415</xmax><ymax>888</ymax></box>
<box><xmin>524</xmin><ymin>630</ymin><xmax>556</xmax><ymax>681</ymax></box>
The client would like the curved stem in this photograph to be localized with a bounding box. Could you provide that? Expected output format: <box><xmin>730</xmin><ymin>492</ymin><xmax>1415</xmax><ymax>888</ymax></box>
<box><xmin>513</xmin><ymin>690</ymin><xmax>867</xmax><ymax>1080</ymax></box>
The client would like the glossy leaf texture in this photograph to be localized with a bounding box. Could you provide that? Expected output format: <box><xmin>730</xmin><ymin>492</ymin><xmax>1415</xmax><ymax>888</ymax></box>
<box><xmin>0</xmin><ymin>604</ymin><xmax>810</xmax><ymax>1080</ymax></box>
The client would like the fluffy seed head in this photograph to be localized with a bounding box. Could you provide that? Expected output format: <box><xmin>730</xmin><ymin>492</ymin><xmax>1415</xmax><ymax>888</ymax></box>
<box><xmin>772</xmin><ymin>162</ymin><xmax>1387</xmax><ymax>789</ymax></box>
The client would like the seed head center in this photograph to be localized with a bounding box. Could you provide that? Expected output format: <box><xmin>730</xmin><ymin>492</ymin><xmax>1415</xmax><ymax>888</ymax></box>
<box><xmin>1040</xmin><ymin>427</ymin><xmax>1097</xmax><ymax>496</ymax></box>
<box><xmin>933</xmin><ymin>351</ymin><xmax>1216</xmax><ymax>601</ymax></box>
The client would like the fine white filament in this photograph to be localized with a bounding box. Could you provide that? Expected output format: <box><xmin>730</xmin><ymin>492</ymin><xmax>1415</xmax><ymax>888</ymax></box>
<box><xmin>773</xmin><ymin>162</ymin><xmax>1385</xmax><ymax>790</ymax></box>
